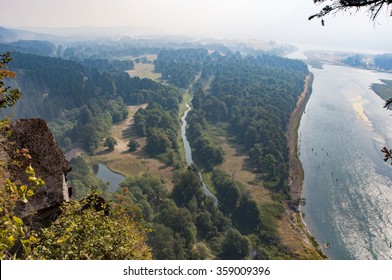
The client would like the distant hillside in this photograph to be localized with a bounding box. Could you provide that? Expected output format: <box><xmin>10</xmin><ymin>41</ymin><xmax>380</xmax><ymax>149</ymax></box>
<box><xmin>0</xmin><ymin>26</ymin><xmax>61</xmax><ymax>43</ymax></box>
<box><xmin>0</xmin><ymin>27</ymin><xmax>18</xmax><ymax>42</ymax></box>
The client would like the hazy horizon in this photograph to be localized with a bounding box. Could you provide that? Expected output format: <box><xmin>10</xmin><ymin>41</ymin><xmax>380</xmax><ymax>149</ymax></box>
<box><xmin>1</xmin><ymin>0</ymin><xmax>392</xmax><ymax>52</ymax></box>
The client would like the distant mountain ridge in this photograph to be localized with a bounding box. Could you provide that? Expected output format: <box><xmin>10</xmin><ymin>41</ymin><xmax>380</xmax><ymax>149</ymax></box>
<box><xmin>0</xmin><ymin>26</ymin><xmax>62</xmax><ymax>43</ymax></box>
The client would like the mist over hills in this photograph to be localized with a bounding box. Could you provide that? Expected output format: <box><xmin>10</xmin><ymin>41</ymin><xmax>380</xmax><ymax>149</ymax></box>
<box><xmin>0</xmin><ymin>26</ymin><xmax>63</xmax><ymax>43</ymax></box>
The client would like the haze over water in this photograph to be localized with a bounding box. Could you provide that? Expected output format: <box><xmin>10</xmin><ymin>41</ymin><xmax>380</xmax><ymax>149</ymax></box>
<box><xmin>298</xmin><ymin>62</ymin><xmax>392</xmax><ymax>259</ymax></box>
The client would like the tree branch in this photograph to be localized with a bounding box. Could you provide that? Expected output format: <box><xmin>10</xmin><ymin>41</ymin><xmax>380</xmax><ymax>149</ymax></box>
<box><xmin>309</xmin><ymin>0</ymin><xmax>392</xmax><ymax>21</ymax></box>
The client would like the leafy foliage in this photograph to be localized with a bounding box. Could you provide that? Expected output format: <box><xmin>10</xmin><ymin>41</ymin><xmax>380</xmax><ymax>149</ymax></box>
<box><xmin>0</xmin><ymin>52</ymin><xmax>21</xmax><ymax>111</ymax></box>
<box><xmin>33</xmin><ymin>197</ymin><xmax>152</xmax><ymax>260</ymax></box>
<box><xmin>219</xmin><ymin>229</ymin><xmax>251</xmax><ymax>260</ymax></box>
<box><xmin>127</xmin><ymin>138</ymin><xmax>140</xmax><ymax>152</ymax></box>
<box><xmin>134</xmin><ymin>103</ymin><xmax>181</xmax><ymax>165</ymax></box>
<box><xmin>155</xmin><ymin>49</ymin><xmax>208</xmax><ymax>88</ymax></box>
<box><xmin>67</xmin><ymin>157</ymin><xmax>108</xmax><ymax>199</ymax></box>
<box><xmin>0</xmin><ymin>165</ymin><xmax>44</xmax><ymax>259</ymax></box>
<box><xmin>104</xmin><ymin>136</ymin><xmax>117</xmax><ymax>151</ymax></box>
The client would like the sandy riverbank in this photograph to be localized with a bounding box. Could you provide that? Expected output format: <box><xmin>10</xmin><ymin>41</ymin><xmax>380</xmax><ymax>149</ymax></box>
<box><xmin>286</xmin><ymin>74</ymin><xmax>313</xmax><ymax>201</ymax></box>
<box><xmin>284</xmin><ymin>73</ymin><xmax>326</xmax><ymax>259</ymax></box>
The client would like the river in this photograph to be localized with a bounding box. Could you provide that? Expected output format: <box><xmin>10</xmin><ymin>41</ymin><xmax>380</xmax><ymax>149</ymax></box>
<box><xmin>181</xmin><ymin>98</ymin><xmax>218</xmax><ymax>205</ymax></box>
<box><xmin>296</xmin><ymin>61</ymin><xmax>392</xmax><ymax>259</ymax></box>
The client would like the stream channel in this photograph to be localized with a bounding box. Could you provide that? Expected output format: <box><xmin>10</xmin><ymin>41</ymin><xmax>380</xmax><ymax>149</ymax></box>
<box><xmin>181</xmin><ymin>98</ymin><xmax>218</xmax><ymax>206</ymax></box>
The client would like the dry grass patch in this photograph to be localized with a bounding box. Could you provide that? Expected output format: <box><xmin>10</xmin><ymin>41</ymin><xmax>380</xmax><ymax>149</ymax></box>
<box><xmin>217</xmin><ymin>142</ymin><xmax>273</xmax><ymax>205</ymax></box>
<box><xmin>277</xmin><ymin>214</ymin><xmax>324</xmax><ymax>260</ymax></box>
<box><xmin>127</xmin><ymin>63</ymin><xmax>161</xmax><ymax>81</ymax></box>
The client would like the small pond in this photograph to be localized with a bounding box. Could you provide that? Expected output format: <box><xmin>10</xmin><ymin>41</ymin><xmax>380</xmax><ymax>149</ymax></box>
<box><xmin>95</xmin><ymin>163</ymin><xmax>125</xmax><ymax>192</ymax></box>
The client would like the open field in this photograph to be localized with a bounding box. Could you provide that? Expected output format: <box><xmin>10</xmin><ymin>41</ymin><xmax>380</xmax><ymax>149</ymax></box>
<box><xmin>90</xmin><ymin>104</ymin><xmax>175</xmax><ymax>190</ymax></box>
<box><xmin>204</xmin><ymin>123</ymin><xmax>273</xmax><ymax>205</ymax></box>
<box><xmin>127</xmin><ymin>63</ymin><xmax>162</xmax><ymax>81</ymax></box>
<box><xmin>126</xmin><ymin>55</ymin><xmax>161</xmax><ymax>81</ymax></box>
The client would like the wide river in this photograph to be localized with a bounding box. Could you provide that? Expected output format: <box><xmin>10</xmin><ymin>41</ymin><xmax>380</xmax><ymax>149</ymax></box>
<box><xmin>297</xmin><ymin>63</ymin><xmax>392</xmax><ymax>259</ymax></box>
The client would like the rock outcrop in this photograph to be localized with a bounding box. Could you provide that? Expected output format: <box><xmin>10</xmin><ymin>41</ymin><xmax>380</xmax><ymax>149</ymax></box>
<box><xmin>1</xmin><ymin>118</ymin><xmax>71</xmax><ymax>228</ymax></box>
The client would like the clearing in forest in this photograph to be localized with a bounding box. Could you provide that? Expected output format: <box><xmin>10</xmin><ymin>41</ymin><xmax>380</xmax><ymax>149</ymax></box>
<box><xmin>92</xmin><ymin>104</ymin><xmax>174</xmax><ymax>190</ymax></box>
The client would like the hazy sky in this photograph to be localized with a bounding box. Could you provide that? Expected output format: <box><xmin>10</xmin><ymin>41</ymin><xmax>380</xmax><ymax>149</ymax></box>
<box><xmin>1</xmin><ymin>0</ymin><xmax>391</xmax><ymax>51</ymax></box>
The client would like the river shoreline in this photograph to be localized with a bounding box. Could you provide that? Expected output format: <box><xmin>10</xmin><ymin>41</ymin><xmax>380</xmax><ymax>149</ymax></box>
<box><xmin>285</xmin><ymin>73</ymin><xmax>327</xmax><ymax>258</ymax></box>
<box><xmin>287</xmin><ymin>74</ymin><xmax>312</xmax><ymax>201</ymax></box>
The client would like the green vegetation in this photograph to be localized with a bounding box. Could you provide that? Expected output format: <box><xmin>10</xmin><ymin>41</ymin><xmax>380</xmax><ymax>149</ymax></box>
<box><xmin>33</xmin><ymin>196</ymin><xmax>152</xmax><ymax>260</ymax></box>
<box><xmin>127</xmin><ymin>138</ymin><xmax>140</xmax><ymax>152</ymax></box>
<box><xmin>134</xmin><ymin>102</ymin><xmax>182</xmax><ymax>166</ymax></box>
<box><xmin>104</xmin><ymin>136</ymin><xmax>117</xmax><ymax>151</ymax></box>
<box><xmin>154</xmin><ymin>49</ymin><xmax>208</xmax><ymax>88</ymax></box>
<box><xmin>1</xmin><ymin>53</ymin><xmax>152</xmax><ymax>260</ymax></box>
<box><xmin>67</xmin><ymin>157</ymin><xmax>108</xmax><ymax>199</ymax></box>
<box><xmin>118</xmin><ymin>171</ymin><xmax>233</xmax><ymax>259</ymax></box>
<box><xmin>1</xmin><ymin>42</ymin><xmax>323</xmax><ymax>259</ymax></box>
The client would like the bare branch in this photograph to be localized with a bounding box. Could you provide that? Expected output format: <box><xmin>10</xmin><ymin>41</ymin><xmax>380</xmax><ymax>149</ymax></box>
<box><xmin>310</xmin><ymin>0</ymin><xmax>392</xmax><ymax>21</ymax></box>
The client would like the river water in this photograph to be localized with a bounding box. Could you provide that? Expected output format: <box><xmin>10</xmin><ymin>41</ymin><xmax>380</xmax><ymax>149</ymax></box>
<box><xmin>297</xmin><ymin>63</ymin><xmax>392</xmax><ymax>259</ymax></box>
<box><xmin>181</xmin><ymin>99</ymin><xmax>218</xmax><ymax>205</ymax></box>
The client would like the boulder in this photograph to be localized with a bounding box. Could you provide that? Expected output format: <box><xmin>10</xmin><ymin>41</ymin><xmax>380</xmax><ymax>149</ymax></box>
<box><xmin>4</xmin><ymin>118</ymin><xmax>71</xmax><ymax>228</ymax></box>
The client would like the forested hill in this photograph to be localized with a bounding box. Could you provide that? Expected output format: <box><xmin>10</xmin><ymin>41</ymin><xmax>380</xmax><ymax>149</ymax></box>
<box><xmin>4</xmin><ymin>50</ymin><xmax>181</xmax><ymax>153</ymax></box>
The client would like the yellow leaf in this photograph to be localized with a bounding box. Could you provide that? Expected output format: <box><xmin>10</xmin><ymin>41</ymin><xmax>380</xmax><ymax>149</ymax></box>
<box><xmin>12</xmin><ymin>216</ymin><xmax>23</xmax><ymax>226</ymax></box>
<box><xmin>27</xmin><ymin>189</ymin><xmax>34</xmax><ymax>197</ymax></box>
<box><xmin>20</xmin><ymin>185</ymin><xmax>27</xmax><ymax>193</ymax></box>
<box><xmin>26</xmin><ymin>165</ymin><xmax>34</xmax><ymax>174</ymax></box>
<box><xmin>28</xmin><ymin>176</ymin><xmax>37</xmax><ymax>182</ymax></box>
<box><xmin>7</xmin><ymin>235</ymin><xmax>15</xmax><ymax>245</ymax></box>
<box><xmin>56</xmin><ymin>236</ymin><xmax>69</xmax><ymax>244</ymax></box>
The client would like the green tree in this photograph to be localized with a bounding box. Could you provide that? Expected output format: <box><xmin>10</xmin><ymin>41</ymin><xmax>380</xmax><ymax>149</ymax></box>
<box><xmin>249</xmin><ymin>143</ymin><xmax>264</xmax><ymax>172</ymax></box>
<box><xmin>0</xmin><ymin>52</ymin><xmax>21</xmax><ymax>112</ymax></box>
<box><xmin>212</xmin><ymin>171</ymin><xmax>241</xmax><ymax>215</ymax></box>
<box><xmin>264</xmin><ymin>154</ymin><xmax>277</xmax><ymax>179</ymax></box>
<box><xmin>105</xmin><ymin>136</ymin><xmax>117</xmax><ymax>151</ymax></box>
<box><xmin>127</xmin><ymin>138</ymin><xmax>140</xmax><ymax>152</ymax></box>
<box><xmin>219</xmin><ymin>229</ymin><xmax>250</xmax><ymax>260</ymax></box>
<box><xmin>148</xmin><ymin>223</ymin><xmax>177</xmax><ymax>259</ymax></box>
<box><xmin>190</xmin><ymin>242</ymin><xmax>213</xmax><ymax>260</ymax></box>
<box><xmin>172</xmin><ymin>170</ymin><xmax>204</xmax><ymax>207</ymax></box>
<box><xmin>232</xmin><ymin>195</ymin><xmax>262</xmax><ymax>235</ymax></box>
<box><xmin>146</xmin><ymin>128</ymin><xmax>171</xmax><ymax>154</ymax></box>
